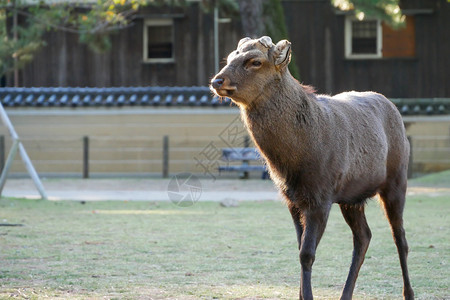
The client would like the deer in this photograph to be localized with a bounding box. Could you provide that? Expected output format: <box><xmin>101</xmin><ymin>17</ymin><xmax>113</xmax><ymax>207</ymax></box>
<box><xmin>210</xmin><ymin>36</ymin><xmax>414</xmax><ymax>300</ymax></box>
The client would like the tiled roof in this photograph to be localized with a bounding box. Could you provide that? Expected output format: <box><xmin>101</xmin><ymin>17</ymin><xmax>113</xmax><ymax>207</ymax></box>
<box><xmin>0</xmin><ymin>86</ymin><xmax>233</xmax><ymax>108</ymax></box>
<box><xmin>0</xmin><ymin>87</ymin><xmax>449</xmax><ymax>115</ymax></box>
<box><xmin>391</xmin><ymin>98</ymin><xmax>449</xmax><ymax>115</ymax></box>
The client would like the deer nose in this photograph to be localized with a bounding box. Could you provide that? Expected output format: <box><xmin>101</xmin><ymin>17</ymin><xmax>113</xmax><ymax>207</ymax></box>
<box><xmin>211</xmin><ymin>78</ymin><xmax>224</xmax><ymax>89</ymax></box>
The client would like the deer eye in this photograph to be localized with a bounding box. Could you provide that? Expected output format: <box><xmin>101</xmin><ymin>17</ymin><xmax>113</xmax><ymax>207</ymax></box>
<box><xmin>244</xmin><ymin>59</ymin><xmax>262</xmax><ymax>69</ymax></box>
<box><xmin>252</xmin><ymin>60</ymin><xmax>262</xmax><ymax>67</ymax></box>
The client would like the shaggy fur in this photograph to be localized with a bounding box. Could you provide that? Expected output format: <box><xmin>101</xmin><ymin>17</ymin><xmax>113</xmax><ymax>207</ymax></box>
<box><xmin>211</xmin><ymin>36</ymin><xmax>414</xmax><ymax>300</ymax></box>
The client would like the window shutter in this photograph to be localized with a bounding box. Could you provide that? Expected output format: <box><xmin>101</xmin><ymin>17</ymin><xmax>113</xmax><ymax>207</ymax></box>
<box><xmin>382</xmin><ymin>16</ymin><xmax>416</xmax><ymax>58</ymax></box>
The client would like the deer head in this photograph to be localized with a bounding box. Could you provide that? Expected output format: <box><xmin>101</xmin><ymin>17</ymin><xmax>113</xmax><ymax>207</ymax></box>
<box><xmin>210</xmin><ymin>36</ymin><xmax>292</xmax><ymax>106</ymax></box>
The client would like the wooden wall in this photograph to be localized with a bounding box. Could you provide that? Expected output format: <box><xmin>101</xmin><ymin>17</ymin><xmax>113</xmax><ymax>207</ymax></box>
<box><xmin>0</xmin><ymin>108</ymin><xmax>251</xmax><ymax>177</ymax></box>
<box><xmin>0</xmin><ymin>108</ymin><xmax>448</xmax><ymax>177</ymax></box>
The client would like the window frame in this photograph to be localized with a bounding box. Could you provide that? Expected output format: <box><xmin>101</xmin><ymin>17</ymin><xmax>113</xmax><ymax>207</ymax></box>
<box><xmin>143</xmin><ymin>18</ymin><xmax>175</xmax><ymax>64</ymax></box>
<box><xmin>345</xmin><ymin>16</ymin><xmax>382</xmax><ymax>59</ymax></box>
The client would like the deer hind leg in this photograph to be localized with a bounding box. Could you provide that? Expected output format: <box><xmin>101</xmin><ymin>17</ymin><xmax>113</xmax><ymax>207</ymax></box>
<box><xmin>339</xmin><ymin>204</ymin><xmax>372</xmax><ymax>300</ymax></box>
<box><xmin>288</xmin><ymin>202</ymin><xmax>303</xmax><ymax>250</ymax></box>
<box><xmin>379</xmin><ymin>180</ymin><xmax>414</xmax><ymax>300</ymax></box>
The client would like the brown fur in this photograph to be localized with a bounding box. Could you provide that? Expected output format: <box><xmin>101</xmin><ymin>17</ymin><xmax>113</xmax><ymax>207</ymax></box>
<box><xmin>211</xmin><ymin>36</ymin><xmax>414</xmax><ymax>300</ymax></box>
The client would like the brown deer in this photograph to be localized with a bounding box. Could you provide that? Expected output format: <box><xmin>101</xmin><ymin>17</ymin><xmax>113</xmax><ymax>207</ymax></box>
<box><xmin>210</xmin><ymin>36</ymin><xmax>414</xmax><ymax>300</ymax></box>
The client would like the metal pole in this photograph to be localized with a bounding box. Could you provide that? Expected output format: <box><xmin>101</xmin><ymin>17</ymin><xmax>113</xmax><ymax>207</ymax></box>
<box><xmin>18</xmin><ymin>142</ymin><xmax>48</xmax><ymax>199</ymax></box>
<box><xmin>83</xmin><ymin>136</ymin><xmax>89</xmax><ymax>179</ymax></box>
<box><xmin>163</xmin><ymin>135</ymin><xmax>169</xmax><ymax>178</ymax></box>
<box><xmin>13</xmin><ymin>0</ymin><xmax>19</xmax><ymax>87</ymax></box>
<box><xmin>0</xmin><ymin>103</ymin><xmax>19</xmax><ymax>140</ymax></box>
<box><xmin>214</xmin><ymin>4</ymin><xmax>219</xmax><ymax>74</ymax></box>
<box><xmin>407</xmin><ymin>136</ymin><xmax>413</xmax><ymax>179</ymax></box>
<box><xmin>0</xmin><ymin>102</ymin><xmax>47</xmax><ymax>199</ymax></box>
<box><xmin>0</xmin><ymin>139</ymin><xmax>20</xmax><ymax>195</ymax></box>
<box><xmin>0</xmin><ymin>135</ymin><xmax>4</xmax><ymax>174</ymax></box>
<box><xmin>241</xmin><ymin>135</ymin><xmax>250</xmax><ymax>179</ymax></box>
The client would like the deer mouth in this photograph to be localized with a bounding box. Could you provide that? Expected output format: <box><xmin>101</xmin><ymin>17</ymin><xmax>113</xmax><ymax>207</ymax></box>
<box><xmin>211</xmin><ymin>86</ymin><xmax>237</xmax><ymax>97</ymax></box>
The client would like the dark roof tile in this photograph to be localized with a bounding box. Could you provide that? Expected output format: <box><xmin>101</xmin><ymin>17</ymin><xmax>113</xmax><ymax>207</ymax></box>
<box><xmin>0</xmin><ymin>87</ymin><xmax>449</xmax><ymax>115</ymax></box>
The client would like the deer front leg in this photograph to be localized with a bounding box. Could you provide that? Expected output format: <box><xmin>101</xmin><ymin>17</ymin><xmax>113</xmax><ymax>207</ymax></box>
<box><xmin>298</xmin><ymin>205</ymin><xmax>331</xmax><ymax>300</ymax></box>
<box><xmin>339</xmin><ymin>204</ymin><xmax>372</xmax><ymax>300</ymax></box>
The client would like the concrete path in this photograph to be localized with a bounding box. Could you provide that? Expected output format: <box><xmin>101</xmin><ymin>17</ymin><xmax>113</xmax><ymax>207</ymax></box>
<box><xmin>1</xmin><ymin>178</ymin><xmax>281</xmax><ymax>202</ymax></box>
<box><xmin>2</xmin><ymin>177</ymin><xmax>448</xmax><ymax>202</ymax></box>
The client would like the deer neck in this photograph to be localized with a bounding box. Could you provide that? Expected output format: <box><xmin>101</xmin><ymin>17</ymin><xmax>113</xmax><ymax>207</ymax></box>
<box><xmin>240</xmin><ymin>72</ymin><xmax>323</xmax><ymax>184</ymax></box>
<box><xmin>242</xmin><ymin>72</ymin><xmax>320</xmax><ymax>136</ymax></box>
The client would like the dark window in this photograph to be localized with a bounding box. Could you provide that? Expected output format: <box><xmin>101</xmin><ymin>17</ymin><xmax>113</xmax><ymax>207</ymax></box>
<box><xmin>144</xmin><ymin>19</ymin><xmax>174</xmax><ymax>62</ymax></box>
<box><xmin>147</xmin><ymin>25</ymin><xmax>172</xmax><ymax>59</ymax></box>
<box><xmin>351</xmin><ymin>20</ymin><xmax>378</xmax><ymax>54</ymax></box>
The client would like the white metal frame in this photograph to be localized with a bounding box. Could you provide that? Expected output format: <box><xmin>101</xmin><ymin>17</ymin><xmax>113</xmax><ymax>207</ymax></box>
<box><xmin>143</xmin><ymin>18</ymin><xmax>175</xmax><ymax>63</ymax></box>
<box><xmin>345</xmin><ymin>16</ymin><xmax>382</xmax><ymax>59</ymax></box>
<box><xmin>0</xmin><ymin>102</ymin><xmax>47</xmax><ymax>199</ymax></box>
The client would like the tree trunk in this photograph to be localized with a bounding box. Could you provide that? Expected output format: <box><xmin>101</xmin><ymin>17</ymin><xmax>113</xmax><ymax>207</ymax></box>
<box><xmin>237</xmin><ymin>0</ymin><xmax>264</xmax><ymax>38</ymax></box>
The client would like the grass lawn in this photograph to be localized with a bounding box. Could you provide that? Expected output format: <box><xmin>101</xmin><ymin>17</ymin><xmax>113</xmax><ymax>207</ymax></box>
<box><xmin>0</xmin><ymin>172</ymin><xmax>449</xmax><ymax>299</ymax></box>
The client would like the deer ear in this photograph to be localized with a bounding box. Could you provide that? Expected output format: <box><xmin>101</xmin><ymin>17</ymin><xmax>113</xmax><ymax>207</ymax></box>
<box><xmin>258</xmin><ymin>36</ymin><xmax>273</xmax><ymax>48</ymax></box>
<box><xmin>273</xmin><ymin>39</ymin><xmax>291</xmax><ymax>68</ymax></box>
<box><xmin>237</xmin><ymin>37</ymin><xmax>251</xmax><ymax>49</ymax></box>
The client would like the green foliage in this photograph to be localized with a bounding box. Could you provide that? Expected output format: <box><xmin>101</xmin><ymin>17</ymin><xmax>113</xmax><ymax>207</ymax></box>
<box><xmin>76</xmin><ymin>0</ymin><xmax>147</xmax><ymax>52</ymax></box>
<box><xmin>332</xmin><ymin>0</ymin><xmax>405</xmax><ymax>28</ymax></box>
<box><xmin>0</xmin><ymin>0</ymin><xmax>242</xmax><ymax>78</ymax></box>
<box><xmin>0</xmin><ymin>0</ymin><xmax>166</xmax><ymax>77</ymax></box>
<box><xmin>0</xmin><ymin>8</ymin><xmax>46</xmax><ymax>77</ymax></box>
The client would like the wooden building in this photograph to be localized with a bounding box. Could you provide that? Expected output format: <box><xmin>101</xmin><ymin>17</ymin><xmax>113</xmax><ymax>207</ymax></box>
<box><xmin>5</xmin><ymin>0</ymin><xmax>450</xmax><ymax>98</ymax></box>
<box><xmin>283</xmin><ymin>0</ymin><xmax>450</xmax><ymax>97</ymax></box>
<box><xmin>13</xmin><ymin>4</ymin><xmax>242</xmax><ymax>87</ymax></box>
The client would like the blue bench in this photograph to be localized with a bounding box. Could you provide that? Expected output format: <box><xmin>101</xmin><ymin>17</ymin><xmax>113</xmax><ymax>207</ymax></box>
<box><xmin>218</xmin><ymin>148</ymin><xmax>269</xmax><ymax>179</ymax></box>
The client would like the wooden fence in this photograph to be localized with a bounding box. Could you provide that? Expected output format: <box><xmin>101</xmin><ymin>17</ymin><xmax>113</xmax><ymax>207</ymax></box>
<box><xmin>0</xmin><ymin>108</ymin><xmax>448</xmax><ymax>178</ymax></box>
